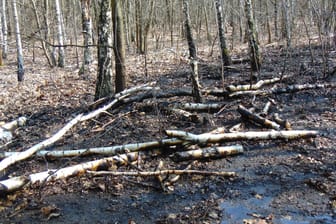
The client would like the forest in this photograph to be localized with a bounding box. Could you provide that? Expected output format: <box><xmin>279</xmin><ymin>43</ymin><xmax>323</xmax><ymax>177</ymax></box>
<box><xmin>0</xmin><ymin>0</ymin><xmax>335</xmax><ymax>223</ymax></box>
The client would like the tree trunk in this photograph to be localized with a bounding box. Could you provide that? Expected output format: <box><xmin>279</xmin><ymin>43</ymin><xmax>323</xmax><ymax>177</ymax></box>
<box><xmin>12</xmin><ymin>0</ymin><xmax>24</xmax><ymax>82</ymax></box>
<box><xmin>245</xmin><ymin>0</ymin><xmax>261</xmax><ymax>73</ymax></box>
<box><xmin>183</xmin><ymin>0</ymin><xmax>197</xmax><ymax>59</ymax></box>
<box><xmin>215</xmin><ymin>0</ymin><xmax>232</xmax><ymax>66</ymax></box>
<box><xmin>1</xmin><ymin>0</ymin><xmax>7</xmax><ymax>59</ymax></box>
<box><xmin>282</xmin><ymin>0</ymin><xmax>291</xmax><ymax>48</ymax></box>
<box><xmin>55</xmin><ymin>0</ymin><xmax>65</xmax><ymax>67</ymax></box>
<box><xmin>43</xmin><ymin>0</ymin><xmax>57</xmax><ymax>66</ymax></box>
<box><xmin>30</xmin><ymin>0</ymin><xmax>54</xmax><ymax>67</ymax></box>
<box><xmin>95</xmin><ymin>0</ymin><xmax>113</xmax><ymax>100</ymax></box>
<box><xmin>81</xmin><ymin>0</ymin><xmax>93</xmax><ymax>66</ymax></box>
<box><xmin>274</xmin><ymin>0</ymin><xmax>279</xmax><ymax>38</ymax></box>
<box><xmin>112</xmin><ymin>0</ymin><xmax>127</xmax><ymax>93</ymax></box>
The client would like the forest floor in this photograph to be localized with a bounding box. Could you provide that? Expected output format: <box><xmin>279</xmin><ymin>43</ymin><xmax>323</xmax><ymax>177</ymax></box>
<box><xmin>0</xmin><ymin>36</ymin><xmax>336</xmax><ymax>224</ymax></box>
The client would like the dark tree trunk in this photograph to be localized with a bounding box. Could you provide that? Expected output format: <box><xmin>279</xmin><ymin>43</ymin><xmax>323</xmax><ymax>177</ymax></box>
<box><xmin>112</xmin><ymin>0</ymin><xmax>127</xmax><ymax>93</ymax></box>
<box><xmin>95</xmin><ymin>0</ymin><xmax>113</xmax><ymax>100</ymax></box>
<box><xmin>183</xmin><ymin>0</ymin><xmax>197</xmax><ymax>60</ymax></box>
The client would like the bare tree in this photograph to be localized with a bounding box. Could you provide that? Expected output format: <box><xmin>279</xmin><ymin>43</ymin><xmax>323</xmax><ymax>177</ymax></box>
<box><xmin>12</xmin><ymin>0</ymin><xmax>24</xmax><ymax>81</ymax></box>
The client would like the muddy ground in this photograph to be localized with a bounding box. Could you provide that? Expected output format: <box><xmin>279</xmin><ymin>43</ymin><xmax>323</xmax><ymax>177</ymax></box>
<box><xmin>0</xmin><ymin>38</ymin><xmax>335</xmax><ymax>224</ymax></box>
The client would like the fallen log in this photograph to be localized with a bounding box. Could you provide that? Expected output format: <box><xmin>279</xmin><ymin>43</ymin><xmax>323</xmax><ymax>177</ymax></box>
<box><xmin>227</xmin><ymin>76</ymin><xmax>289</xmax><ymax>92</ymax></box>
<box><xmin>0</xmin><ymin>153</ymin><xmax>138</xmax><ymax>195</ymax></box>
<box><xmin>0</xmin><ymin>138</ymin><xmax>184</xmax><ymax>159</ymax></box>
<box><xmin>0</xmin><ymin>83</ymin><xmax>155</xmax><ymax>174</ymax></box>
<box><xmin>237</xmin><ymin>105</ymin><xmax>280</xmax><ymax>130</ymax></box>
<box><xmin>165</xmin><ymin>130</ymin><xmax>318</xmax><ymax>144</ymax></box>
<box><xmin>229</xmin><ymin>82</ymin><xmax>336</xmax><ymax>97</ymax></box>
<box><xmin>171</xmin><ymin>145</ymin><xmax>244</xmax><ymax>161</ymax></box>
<box><xmin>87</xmin><ymin>169</ymin><xmax>236</xmax><ymax>178</ymax></box>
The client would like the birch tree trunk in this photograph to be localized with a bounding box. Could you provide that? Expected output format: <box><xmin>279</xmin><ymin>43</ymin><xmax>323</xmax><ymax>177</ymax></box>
<box><xmin>12</xmin><ymin>0</ymin><xmax>24</xmax><ymax>81</ymax></box>
<box><xmin>183</xmin><ymin>0</ymin><xmax>197</xmax><ymax>60</ymax></box>
<box><xmin>245</xmin><ymin>0</ymin><xmax>261</xmax><ymax>73</ymax></box>
<box><xmin>0</xmin><ymin>0</ymin><xmax>7</xmax><ymax>59</ymax></box>
<box><xmin>215</xmin><ymin>0</ymin><xmax>231</xmax><ymax>66</ymax></box>
<box><xmin>81</xmin><ymin>0</ymin><xmax>93</xmax><ymax>66</ymax></box>
<box><xmin>112</xmin><ymin>0</ymin><xmax>127</xmax><ymax>93</ymax></box>
<box><xmin>43</xmin><ymin>0</ymin><xmax>57</xmax><ymax>66</ymax></box>
<box><xmin>95</xmin><ymin>0</ymin><xmax>113</xmax><ymax>100</ymax></box>
<box><xmin>0</xmin><ymin>8</ymin><xmax>3</xmax><ymax>66</ymax></box>
<box><xmin>55</xmin><ymin>0</ymin><xmax>65</xmax><ymax>67</ymax></box>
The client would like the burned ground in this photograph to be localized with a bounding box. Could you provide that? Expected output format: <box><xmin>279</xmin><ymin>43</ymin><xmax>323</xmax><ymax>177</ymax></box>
<box><xmin>0</xmin><ymin>40</ymin><xmax>335</xmax><ymax>223</ymax></box>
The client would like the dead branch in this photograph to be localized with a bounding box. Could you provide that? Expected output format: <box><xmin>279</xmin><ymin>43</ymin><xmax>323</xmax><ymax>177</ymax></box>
<box><xmin>227</xmin><ymin>76</ymin><xmax>288</xmax><ymax>92</ymax></box>
<box><xmin>0</xmin><ymin>153</ymin><xmax>138</xmax><ymax>194</ymax></box>
<box><xmin>171</xmin><ymin>145</ymin><xmax>244</xmax><ymax>161</ymax></box>
<box><xmin>87</xmin><ymin>169</ymin><xmax>236</xmax><ymax>178</ymax></box>
<box><xmin>165</xmin><ymin>130</ymin><xmax>318</xmax><ymax>144</ymax></box>
<box><xmin>166</xmin><ymin>108</ymin><xmax>201</xmax><ymax>122</ymax></box>
<box><xmin>0</xmin><ymin>138</ymin><xmax>184</xmax><ymax>159</ymax></box>
<box><xmin>229</xmin><ymin>82</ymin><xmax>336</xmax><ymax>97</ymax></box>
<box><xmin>237</xmin><ymin>105</ymin><xmax>280</xmax><ymax>130</ymax></box>
<box><xmin>0</xmin><ymin>83</ymin><xmax>155</xmax><ymax>174</ymax></box>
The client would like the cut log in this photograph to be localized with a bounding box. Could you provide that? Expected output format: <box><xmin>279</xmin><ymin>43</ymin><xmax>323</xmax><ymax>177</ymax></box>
<box><xmin>171</xmin><ymin>145</ymin><xmax>244</xmax><ymax>161</ymax></box>
<box><xmin>237</xmin><ymin>105</ymin><xmax>280</xmax><ymax>130</ymax></box>
<box><xmin>0</xmin><ymin>153</ymin><xmax>138</xmax><ymax>194</ymax></box>
<box><xmin>165</xmin><ymin>130</ymin><xmax>319</xmax><ymax>144</ymax></box>
<box><xmin>0</xmin><ymin>83</ymin><xmax>155</xmax><ymax>174</ymax></box>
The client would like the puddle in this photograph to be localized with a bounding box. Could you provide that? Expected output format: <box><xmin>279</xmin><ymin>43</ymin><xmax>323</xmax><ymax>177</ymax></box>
<box><xmin>221</xmin><ymin>196</ymin><xmax>273</xmax><ymax>223</ymax></box>
<box><xmin>221</xmin><ymin>197</ymin><xmax>335</xmax><ymax>224</ymax></box>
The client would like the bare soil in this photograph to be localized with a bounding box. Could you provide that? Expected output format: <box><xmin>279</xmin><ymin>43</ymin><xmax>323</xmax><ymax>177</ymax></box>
<box><xmin>0</xmin><ymin>38</ymin><xmax>335</xmax><ymax>224</ymax></box>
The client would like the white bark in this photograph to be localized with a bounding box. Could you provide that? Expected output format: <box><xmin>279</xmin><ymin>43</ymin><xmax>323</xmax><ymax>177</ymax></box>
<box><xmin>12</xmin><ymin>0</ymin><xmax>24</xmax><ymax>81</ymax></box>
<box><xmin>1</xmin><ymin>0</ymin><xmax>7</xmax><ymax>58</ymax></box>
<box><xmin>55</xmin><ymin>0</ymin><xmax>65</xmax><ymax>67</ymax></box>
<box><xmin>0</xmin><ymin>153</ymin><xmax>138</xmax><ymax>194</ymax></box>
<box><xmin>0</xmin><ymin>117</ymin><xmax>27</xmax><ymax>145</ymax></box>
<box><xmin>0</xmin><ymin>138</ymin><xmax>183</xmax><ymax>159</ymax></box>
<box><xmin>165</xmin><ymin>130</ymin><xmax>319</xmax><ymax>144</ymax></box>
